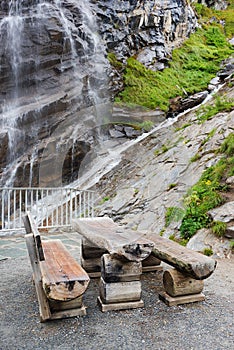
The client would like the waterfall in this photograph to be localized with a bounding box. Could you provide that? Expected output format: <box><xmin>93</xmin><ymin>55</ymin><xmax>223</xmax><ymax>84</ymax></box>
<box><xmin>0</xmin><ymin>0</ymin><xmax>109</xmax><ymax>187</ymax></box>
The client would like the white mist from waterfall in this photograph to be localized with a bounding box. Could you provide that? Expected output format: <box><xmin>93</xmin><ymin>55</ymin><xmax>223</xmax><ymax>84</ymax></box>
<box><xmin>0</xmin><ymin>0</ymin><xmax>109</xmax><ymax>187</ymax></box>
<box><xmin>0</xmin><ymin>1</ymin><xmax>24</xmax><ymax>167</ymax></box>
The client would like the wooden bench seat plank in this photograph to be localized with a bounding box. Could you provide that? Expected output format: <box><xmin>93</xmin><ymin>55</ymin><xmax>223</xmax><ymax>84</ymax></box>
<box><xmin>40</xmin><ymin>240</ymin><xmax>90</xmax><ymax>301</ymax></box>
<box><xmin>72</xmin><ymin>217</ymin><xmax>154</xmax><ymax>262</ymax></box>
<box><xmin>144</xmin><ymin>234</ymin><xmax>216</xmax><ymax>280</ymax></box>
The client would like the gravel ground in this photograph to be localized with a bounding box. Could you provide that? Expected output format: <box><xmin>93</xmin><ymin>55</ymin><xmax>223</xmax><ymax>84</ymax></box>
<box><xmin>0</xmin><ymin>256</ymin><xmax>233</xmax><ymax>350</ymax></box>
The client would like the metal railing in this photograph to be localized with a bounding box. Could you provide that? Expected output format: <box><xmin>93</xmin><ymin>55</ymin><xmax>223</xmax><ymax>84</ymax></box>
<box><xmin>0</xmin><ymin>187</ymin><xmax>94</xmax><ymax>233</ymax></box>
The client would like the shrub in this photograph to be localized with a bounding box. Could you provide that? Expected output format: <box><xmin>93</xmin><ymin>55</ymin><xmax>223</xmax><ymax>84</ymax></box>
<box><xmin>211</xmin><ymin>221</ymin><xmax>227</xmax><ymax>237</ymax></box>
<box><xmin>165</xmin><ymin>207</ymin><xmax>185</xmax><ymax>227</ymax></box>
<box><xmin>220</xmin><ymin>133</ymin><xmax>234</xmax><ymax>156</ymax></box>
<box><xmin>196</xmin><ymin>97</ymin><xmax>234</xmax><ymax>123</ymax></box>
<box><xmin>203</xmin><ymin>247</ymin><xmax>213</xmax><ymax>256</ymax></box>
<box><xmin>190</xmin><ymin>153</ymin><xmax>202</xmax><ymax>163</ymax></box>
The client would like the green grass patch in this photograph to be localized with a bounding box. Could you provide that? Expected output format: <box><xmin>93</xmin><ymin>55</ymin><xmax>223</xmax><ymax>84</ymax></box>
<box><xmin>194</xmin><ymin>1</ymin><xmax>234</xmax><ymax>39</ymax></box>
<box><xmin>203</xmin><ymin>247</ymin><xmax>213</xmax><ymax>256</ymax></box>
<box><xmin>211</xmin><ymin>220</ymin><xmax>227</xmax><ymax>237</ymax></box>
<box><xmin>175</xmin><ymin>123</ymin><xmax>192</xmax><ymax>132</ymax></box>
<box><xmin>230</xmin><ymin>240</ymin><xmax>234</xmax><ymax>251</ymax></box>
<box><xmin>107</xmin><ymin>52</ymin><xmax>123</xmax><ymax>70</ymax></box>
<box><xmin>201</xmin><ymin>128</ymin><xmax>217</xmax><ymax>146</ymax></box>
<box><xmin>196</xmin><ymin>96</ymin><xmax>234</xmax><ymax>123</ymax></box>
<box><xmin>165</xmin><ymin>133</ymin><xmax>234</xmax><ymax>240</ymax></box>
<box><xmin>190</xmin><ymin>153</ymin><xmax>202</xmax><ymax>163</ymax></box>
<box><xmin>179</xmin><ymin>134</ymin><xmax>234</xmax><ymax>239</ymax></box>
<box><xmin>99</xmin><ymin>196</ymin><xmax>110</xmax><ymax>205</ymax></box>
<box><xmin>117</xmin><ymin>24</ymin><xmax>233</xmax><ymax>110</ymax></box>
<box><xmin>220</xmin><ymin>133</ymin><xmax>234</xmax><ymax>156</ymax></box>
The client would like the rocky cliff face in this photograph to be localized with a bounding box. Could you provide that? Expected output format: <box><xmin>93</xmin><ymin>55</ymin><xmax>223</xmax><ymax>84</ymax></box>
<box><xmin>94</xmin><ymin>72</ymin><xmax>234</xmax><ymax>258</ymax></box>
<box><xmin>0</xmin><ymin>0</ymin><xmax>109</xmax><ymax>187</ymax></box>
<box><xmin>93</xmin><ymin>0</ymin><xmax>197</xmax><ymax>70</ymax></box>
<box><xmin>0</xmin><ymin>0</ymin><xmax>226</xmax><ymax>188</ymax></box>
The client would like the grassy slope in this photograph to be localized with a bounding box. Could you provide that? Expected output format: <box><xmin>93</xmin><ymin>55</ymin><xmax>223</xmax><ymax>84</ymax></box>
<box><xmin>114</xmin><ymin>2</ymin><xmax>234</xmax><ymax>111</ymax></box>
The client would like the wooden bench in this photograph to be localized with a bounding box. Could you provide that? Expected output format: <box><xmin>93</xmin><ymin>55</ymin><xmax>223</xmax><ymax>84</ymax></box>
<box><xmin>72</xmin><ymin>217</ymin><xmax>217</xmax><ymax>308</ymax></box>
<box><xmin>23</xmin><ymin>212</ymin><xmax>90</xmax><ymax>322</ymax></box>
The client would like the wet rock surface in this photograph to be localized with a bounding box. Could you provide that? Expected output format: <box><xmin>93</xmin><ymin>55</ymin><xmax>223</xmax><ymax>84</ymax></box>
<box><xmin>0</xmin><ymin>0</ymin><xmax>199</xmax><ymax>187</ymax></box>
<box><xmin>95</xmin><ymin>77</ymin><xmax>234</xmax><ymax>256</ymax></box>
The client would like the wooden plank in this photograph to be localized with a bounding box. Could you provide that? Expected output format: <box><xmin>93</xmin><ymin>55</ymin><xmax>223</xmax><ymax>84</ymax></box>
<box><xmin>40</xmin><ymin>240</ymin><xmax>90</xmax><ymax>301</ymax></box>
<box><xmin>144</xmin><ymin>234</ymin><xmax>216</xmax><ymax>280</ymax></box>
<box><xmin>49</xmin><ymin>304</ymin><xmax>87</xmax><ymax>320</ymax></box>
<box><xmin>72</xmin><ymin>217</ymin><xmax>154</xmax><ymax>262</ymax></box>
<box><xmin>101</xmin><ymin>254</ymin><xmax>142</xmax><ymax>282</ymax></box>
<box><xmin>23</xmin><ymin>212</ymin><xmax>45</xmax><ymax>261</ymax></box>
<box><xmin>142</xmin><ymin>253</ymin><xmax>161</xmax><ymax>267</ymax></box>
<box><xmin>99</xmin><ymin>277</ymin><xmax>142</xmax><ymax>304</ymax></box>
<box><xmin>97</xmin><ymin>296</ymin><xmax>144</xmax><ymax>312</ymax></box>
<box><xmin>159</xmin><ymin>291</ymin><xmax>205</xmax><ymax>306</ymax></box>
<box><xmin>142</xmin><ymin>265</ymin><xmax>163</xmax><ymax>273</ymax></box>
<box><xmin>82</xmin><ymin>238</ymin><xmax>107</xmax><ymax>259</ymax></box>
<box><xmin>81</xmin><ymin>257</ymin><xmax>101</xmax><ymax>273</ymax></box>
<box><xmin>25</xmin><ymin>234</ymin><xmax>51</xmax><ymax>322</ymax></box>
<box><xmin>163</xmin><ymin>269</ymin><xmax>204</xmax><ymax>297</ymax></box>
<box><xmin>49</xmin><ymin>296</ymin><xmax>83</xmax><ymax>311</ymax></box>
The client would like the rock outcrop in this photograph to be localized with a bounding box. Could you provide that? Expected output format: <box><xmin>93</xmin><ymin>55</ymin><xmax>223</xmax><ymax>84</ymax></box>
<box><xmin>93</xmin><ymin>0</ymin><xmax>197</xmax><ymax>70</ymax></box>
<box><xmin>95</xmin><ymin>76</ymin><xmax>234</xmax><ymax>257</ymax></box>
<box><xmin>0</xmin><ymin>0</ymin><xmax>229</xmax><ymax>189</ymax></box>
<box><xmin>0</xmin><ymin>0</ymin><xmax>199</xmax><ymax>188</ymax></box>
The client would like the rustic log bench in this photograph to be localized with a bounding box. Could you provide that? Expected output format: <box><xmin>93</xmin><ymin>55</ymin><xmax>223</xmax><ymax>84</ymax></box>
<box><xmin>143</xmin><ymin>233</ymin><xmax>217</xmax><ymax>306</ymax></box>
<box><xmin>23</xmin><ymin>212</ymin><xmax>90</xmax><ymax>322</ymax></box>
<box><xmin>72</xmin><ymin>217</ymin><xmax>217</xmax><ymax>308</ymax></box>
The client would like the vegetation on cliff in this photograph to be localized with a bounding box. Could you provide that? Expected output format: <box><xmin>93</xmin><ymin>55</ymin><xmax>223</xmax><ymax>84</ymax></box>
<box><xmin>112</xmin><ymin>3</ymin><xmax>234</xmax><ymax>111</ymax></box>
<box><xmin>166</xmin><ymin>132</ymin><xmax>234</xmax><ymax>242</ymax></box>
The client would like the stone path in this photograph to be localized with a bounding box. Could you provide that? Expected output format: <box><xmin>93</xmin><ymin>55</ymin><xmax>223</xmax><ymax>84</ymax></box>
<box><xmin>0</xmin><ymin>230</ymin><xmax>82</xmax><ymax>261</ymax></box>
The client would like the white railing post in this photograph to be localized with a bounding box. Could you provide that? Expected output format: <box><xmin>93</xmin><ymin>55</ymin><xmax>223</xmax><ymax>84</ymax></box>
<box><xmin>0</xmin><ymin>187</ymin><xmax>95</xmax><ymax>233</ymax></box>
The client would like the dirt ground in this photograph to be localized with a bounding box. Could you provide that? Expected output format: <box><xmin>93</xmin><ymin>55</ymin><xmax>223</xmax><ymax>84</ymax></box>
<box><xmin>0</xmin><ymin>255</ymin><xmax>233</xmax><ymax>350</ymax></box>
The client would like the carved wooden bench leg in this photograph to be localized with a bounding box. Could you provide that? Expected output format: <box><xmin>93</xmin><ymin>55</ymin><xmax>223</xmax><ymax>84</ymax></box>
<box><xmin>142</xmin><ymin>252</ymin><xmax>163</xmax><ymax>273</ymax></box>
<box><xmin>98</xmin><ymin>254</ymin><xmax>144</xmax><ymax>312</ymax></box>
<box><xmin>159</xmin><ymin>268</ymin><xmax>205</xmax><ymax>306</ymax></box>
<box><xmin>81</xmin><ymin>238</ymin><xmax>107</xmax><ymax>278</ymax></box>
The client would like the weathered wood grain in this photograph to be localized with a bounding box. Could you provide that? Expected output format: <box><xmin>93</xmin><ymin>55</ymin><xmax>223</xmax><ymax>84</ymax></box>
<box><xmin>145</xmin><ymin>234</ymin><xmax>216</xmax><ymax>280</ymax></box>
<box><xmin>97</xmin><ymin>297</ymin><xmax>144</xmax><ymax>312</ymax></box>
<box><xmin>72</xmin><ymin>217</ymin><xmax>154</xmax><ymax>262</ymax></box>
<box><xmin>41</xmin><ymin>240</ymin><xmax>90</xmax><ymax>301</ymax></box>
<box><xmin>163</xmin><ymin>269</ymin><xmax>204</xmax><ymax>297</ymax></box>
<box><xmin>142</xmin><ymin>253</ymin><xmax>161</xmax><ymax>267</ymax></box>
<box><xmin>81</xmin><ymin>256</ymin><xmax>102</xmax><ymax>273</ymax></box>
<box><xmin>159</xmin><ymin>291</ymin><xmax>205</xmax><ymax>306</ymax></box>
<box><xmin>82</xmin><ymin>238</ymin><xmax>107</xmax><ymax>259</ymax></box>
<box><xmin>25</xmin><ymin>234</ymin><xmax>51</xmax><ymax>322</ymax></box>
<box><xmin>101</xmin><ymin>254</ymin><xmax>142</xmax><ymax>282</ymax></box>
<box><xmin>49</xmin><ymin>296</ymin><xmax>83</xmax><ymax>312</ymax></box>
<box><xmin>99</xmin><ymin>277</ymin><xmax>142</xmax><ymax>304</ymax></box>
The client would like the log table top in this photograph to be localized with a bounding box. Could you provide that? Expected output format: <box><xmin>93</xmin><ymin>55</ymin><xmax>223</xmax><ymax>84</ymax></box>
<box><xmin>72</xmin><ymin>217</ymin><xmax>154</xmax><ymax>262</ymax></box>
<box><xmin>72</xmin><ymin>217</ymin><xmax>216</xmax><ymax>280</ymax></box>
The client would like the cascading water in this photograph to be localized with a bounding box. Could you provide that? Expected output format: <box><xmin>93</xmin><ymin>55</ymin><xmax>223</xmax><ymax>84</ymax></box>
<box><xmin>0</xmin><ymin>0</ymin><xmax>109</xmax><ymax>188</ymax></box>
